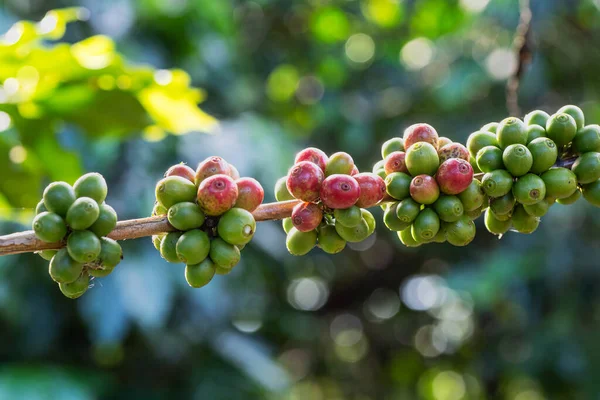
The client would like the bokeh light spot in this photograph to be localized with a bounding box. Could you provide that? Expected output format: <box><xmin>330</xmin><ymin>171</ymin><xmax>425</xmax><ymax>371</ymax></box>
<box><xmin>485</xmin><ymin>48</ymin><xmax>517</xmax><ymax>80</ymax></box>
<box><xmin>267</xmin><ymin>65</ymin><xmax>300</xmax><ymax>102</ymax></box>
<box><xmin>400</xmin><ymin>38</ymin><xmax>435</xmax><ymax>70</ymax></box>
<box><xmin>310</xmin><ymin>7</ymin><xmax>350</xmax><ymax>43</ymax></box>
<box><xmin>345</xmin><ymin>33</ymin><xmax>376</xmax><ymax>64</ymax></box>
<box><xmin>364</xmin><ymin>288</ymin><xmax>401</xmax><ymax>321</ymax></box>
<box><xmin>432</xmin><ymin>371</ymin><xmax>466</xmax><ymax>400</ymax></box>
<box><xmin>9</xmin><ymin>146</ymin><xmax>27</xmax><ymax>164</ymax></box>
<box><xmin>361</xmin><ymin>0</ymin><xmax>403</xmax><ymax>28</ymax></box>
<box><xmin>287</xmin><ymin>277</ymin><xmax>329</xmax><ymax>311</ymax></box>
<box><xmin>0</xmin><ymin>112</ymin><xmax>12</xmax><ymax>131</ymax></box>
<box><xmin>460</xmin><ymin>0</ymin><xmax>490</xmax><ymax>13</ymax></box>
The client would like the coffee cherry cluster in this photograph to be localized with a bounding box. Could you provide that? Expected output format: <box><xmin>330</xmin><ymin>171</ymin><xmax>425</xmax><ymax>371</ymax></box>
<box><xmin>275</xmin><ymin>148</ymin><xmax>385</xmax><ymax>255</ymax></box>
<box><xmin>374</xmin><ymin>124</ymin><xmax>476</xmax><ymax>247</ymax></box>
<box><xmin>467</xmin><ymin>105</ymin><xmax>600</xmax><ymax>236</ymax></box>
<box><xmin>152</xmin><ymin>158</ymin><xmax>264</xmax><ymax>288</ymax></box>
<box><xmin>32</xmin><ymin>173</ymin><xmax>121</xmax><ymax>299</ymax></box>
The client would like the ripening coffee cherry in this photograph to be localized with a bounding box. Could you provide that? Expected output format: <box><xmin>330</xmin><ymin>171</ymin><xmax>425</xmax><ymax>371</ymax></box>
<box><xmin>156</xmin><ymin>176</ymin><xmax>197</xmax><ymax>208</ymax></box>
<box><xmin>152</xmin><ymin>203</ymin><xmax>167</xmax><ymax>216</ymax></box>
<box><xmin>88</xmin><ymin>203</ymin><xmax>117</xmax><ymax>237</ymax></box>
<box><xmin>513</xmin><ymin>174</ymin><xmax>546</xmax><ymax>205</ymax></box>
<box><xmin>38</xmin><ymin>250</ymin><xmax>57</xmax><ymax>261</ymax></box>
<box><xmin>35</xmin><ymin>199</ymin><xmax>47</xmax><ymax>214</ymax></box>
<box><xmin>438</xmin><ymin>143</ymin><xmax>469</xmax><ymax>163</ymax></box>
<box><xmin>546</xmin><ymin>113</ymin><xmax>577</xmax><ymax>149</ymax></box>
<box><xmin>497</xmin><ymin>117</ymin><xmax>528</xmax><ymax>149</ymax></box>
<box><xmin>524</xmin><ymin>110</ymin><xmax>550</xmax><ymax>127</ymax></box>
<box><xmin>433</xmin><ymin>195</ymin><xmax>464</xmax><ymax>222</ymax></box>
<box><xmin>185</xmin><ymin>258</ymin><xmax>216</xmax><ymax>288</ymax></box>
<box><xmin>489</xmin><ymin>192</ymin><xmax>516</xmax><ymax>216</ymax></box>
<box><xmin>541</xmin><ymin>168</ymin><xmax>577</xmax><ymax>199</ymax></box>
<box><xmin>384</xmin><ymin>151</ymin><xmax>408</xmax><ymax>175</ymax></box>
<box><xmin>582</xmin><ymin>179</ymin><xmax>600</xmax><ymax>207</ymax></box>
<box><xmin>195</xmin><ymin>156</ymin><xmax>231</xmax><ymax>185</ymax></box>
<box><xmin>282</xmin><ymin>217</ymin><xmax>294</xmax><ymax>234</ymax></box>
<box><xmin>467</xmin><ymin>131</ymin><xmax>500</xmax><ymax>158</ymax></box>
<box><xmin>210</xmin><ymin>238</ymin><xmax>241</xmax><ymax>269</ymax></box>
<box><xmin>396</xmin><ymin>198</ymin><xmax>421</xmax><ymax>224</ymax></box>
<box><xmin>317</xmin><ymin>225</ymin><xmax>346</xmax><ymax>254</ymax></box>
<box><xmin>381</xmin><ymin>138</ymin><xmax>405</xmax><ymax>158</ymax></box>
<box><xmin>557</xmin><ymin>104</ymin><xmax>585</xmax><ymax>129</ymax></box>
<box><xmin>480</xmin><ymin>122</ymin><xmax>499</xmax><ymax>133</ymax></box>
<box><xmin>320</xmin><ymin>174</ymin><xmax>360</xmax><ymax>209</ymax></box>
<box><xmin>526</xmin><ymin>125</ymin><xmax>546</xmax><ymax>144</ymax></box>
<box><xmin>523</xmin><ymin>199</ymin><xmax>552</xmax><ymax>217</ymax></box>
<box><xmin>295</xmin><ymin>147</ymin><xmax>328</xmax><ymax>172</ymax></box>
<box><xmin>165</xmin><ymin>164</ymin><xmax>196</xmax><ymax>183</ymax></box>
<box><xmin>398</xmin><ymin>227</ymin><xmax>421</xmax><ymax>247</ymax></box>
<box><xmin>197</xmin><ymin>174</ymin><xmax>239</xmax><ymax>216</ymax></box>
<box><xmin>291</xmin><ymin>202</ymin><xmax>322</xmax><ymax>232</ymax></box>
<box><xmin>502</xmin><ymin>144</ymin><xmax>533</xmax><ymax>177</ymax></box>
<box><xmin>218</xmin><ymin>208</ymin><xmax>256</xmax><ymax>245</ymax></box>
<box><xmin>274</xmin><ymin>176</ymin><xmax>295</xmax><ymax>201</ymax></box>
<box><xmin>43</xmin><ymin>182</ymin><xmax>76</xmax><ymax>217</ymax></box>
<box><xmin>412</xmin><ymin>209</ymin><xmax>440</xmax><ymax>242</ymax></box>
<box><xmin>405</xmin><ymin>142</ymin><xmax>440</xmax><ymax>176</ymax></box>
<box><xmin>362</xmin><ymin>209</ymin><xmax>376</xmax><ymax>234</ymax></box>
<box><xmin>511</xmin><ymin>205</ymin><xmax>540</xmax><ymax>234</ymax></box>
<box><xmin>325</xmin><ymin>152</ymin><xmax>355</xmax><ymax>176</ymax></box>
<box><xmin>403</xmin><ymin>123</ymin><xmax>439</xmax><ymax>150</ymax></box>
<box><xmin>96</xmin><ymin>237</ymin><xmax>122</xmax><ymax>270</ymax></box>
<box><xmin>33</xmin><ymin>212</ymin><xmax>67</xmax><ymax>243</ymax></box>
<box><xmin>286</xmin><ymin>161</ymin><xmax>324</xmax><ymax>202</ymax></box>
<box><xmin>484</xmin><ymin>208</ymin><xmax>512</xmax><ymax>236</ymax></box>
<box><xmin>557</xmin><ymin>188</ymin><xmax>581</xmax><ymax>205</ymax></box>
<box><xmin>286</xmin><ymin>228</ymin><xmax>317</xmax><ymax>256</ymax></box>
<box><xmin>443</xmin><ymin>215</ymin><xmax>476</xmax><ymax>246</ymax></box>
<box><xmin>160</xmin><ymin>232</ymin><xmax>183</xmax><ymax>263</ymax></box>
<box><xmin>572</xmin><ymin>152</ymin><xmax>600</xmax><ymax>184</ymax></box>
<box><xmin>59</xmin><ymin>273</ymin><xmax>90</xmax><ymax>299</ymax></box>
<box><xmin>385</xmin><ymin>172</ymin><xmax>411</xmax><ymax>200</ymax></box>
<box><xmin>384</xmin><ymin>203</ymin><xmax>410</xmax><ymax>231</ymax></box>
<box><xmin>229</xmin><ymin>164</ymin><xmax>240</xmax><ymax>180</ymax></box>
<box><xmin>410</xmin><ymin>175</ymin><xmax>440</xmax><ymax>204</ymax></box>
<box><xmin>372</xmin><ymin>160</ymin><xmax>385</xmax><ymax>173</ymax></box>
<box><xmin>438</xmin><ymin>137</ymin><xmax>452</xmax><ymax>148</ymax></box>
<box><xmin>476</xmin><ymin>146</ymin><xmax>504</xmax><ymax>173</ymax></box>
<box><xmin>168</xmin><ymin>202</ymin><xmax>205</xmax><ymax>231</ymax></box>
<box><xmin>527</xmin><ymin>138</ymin><xmax>558</xmax><ymax>174</ymax></box>
<box><xmin>49</xmin><ymin>248</ymin><xmax>83</xmax><ymax>284</ymax></box>
<box><xmin>67</xmin><ymin>230</ymin><xmax>101</xmax><ymax>264</ymax></box>
<box><xmin>335</xmin><ymin>218</ymin><xmax>371</xmax><ymax>242</ymax></box>
<box><xmin>176</xmin><ymin>229</ymin><xmax>211</xmax><ymax>265</ymax></box>
<box><xmin>572</xmin><ymin>125</ymin><xmax>600</xmax><ymax>154</ymax></box>
<box><xmin>351</xmin><ymin>163</ymin><xmax>359</xmax><ymax>175</ymax></box>
<box><xmin>74</xmin><ymin>173</ymin><xmax>108</xmax><ymax>204</ymax></box>
<box><xmin>457</xmin><ymin>180</ymin><xmax>486</xmax><ymax>212</ymax></box>
<box><xmin>66</xmin><ymin>197</ymin><xmax>100</xmax><ymax>230</ymax></box>
<box><xmin>482</xmin><ymin>169</ymin><xmax>513</xmax><ymax>198</ymax></box>
<box><xmin>354</xmin><ymin>173</ymin><xmax>386</xmax><ymax>208</ymax></box>
<box><xmin>334</xmin><ymin>206</ymin><xmax>362</xmax><ymax>227</ymax></box>
<box><xmin>435</xmin><ymin>158</ymin><xmax>473</xmax><ymax>195</ymax></box>
<box><xmin>235</xmin><ymin>178</ymin><xmax>264</xmax><ymax>212</ymax></box>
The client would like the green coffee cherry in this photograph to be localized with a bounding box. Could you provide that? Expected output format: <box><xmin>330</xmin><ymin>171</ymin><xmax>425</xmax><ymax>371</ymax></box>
<box><xmin>443</xmin><ymin>216</ymin><xmax>476</xmax><ymax>246</ymax></box>
<box><xmin>497</xmin><ymin>117</ymin><xmax>528</xmax><ymax>149</ymax></box>
<box><xmin>282</xmin><ymin>218</ymin><xmax>294</xmax><ymax>234</ymax></box>
<box><xmin>384</xmin><ymin>203</ymin><xmax>410</xmax><ymax>231</ymax></box>
<box><xmin>489</xmin><ymin>192</ymin><xmax>515</xmax><ymax>216</ymax></box>
<box><xmin>67</xmin><ymin>230</ymin><xmax>101</xmax><ymax>264</ymax></box>
<box><xmin>572</xmin><ymin>125</ymin><xmax>600</xmax><ymax>154</ymax></box>
<box><xmin>433</xmin><ymin>196</ymin><xmax>464</xmax><ymax>223</ymax></box>
<box><xmin>476</xmin><ymin>146</ymin><xmax>503</xmax><ymax>173</ymax></box>
<box><xmin>92</xmin><ymin>237</ymin><xmax>122</xmax><ymax>275</ymax></box>
<box><xmin>523</xmin><ymin>199</ymin><xmax>551</xmax><ymax>217</ymax></box>
<box><xmin>218</xmin><ymin>208</ymin><xmax>256</xmax><ymax>246</ymax></box>
<box><xmin>274</xmin><ymin>176</ymin><xmax>294</xmax><ymax>201</ymax></box>
<box><xmin>66</xmin><ymin>197</ymin><xmax>100</xmax><ymax>230</ymax></box>
<box><xmin>167</xmin><ymin>202</ymin><xmax>205</xmax><ymax>231</ymax></box>
<box><xmin>381</xmin><ymin>138</ymin><xmax>404</xmax><ymax>158</ymax></box>
<box><xmin>482</xmin><ymin>169</ymin><xmax>513</xmax><ymax>198</ymax></box>
<box><xmin>155</xmin><ymin>176</ymin><xmax>197</xmax><ymax>208</ymax></box>
<box><xmin>524</xmin><ymin>110</ymin><xmax>550</xmax><ymax>127</ymax></box>
<box><xmin>35</xmin><ymin>199</ymin><xmax>47</xmax><ymax>214</ymax></box>
<box><xmin>88</xmin><ymin>203</ymin><xmax>117</xmax><ymax>237</ymax></box>
<box><xmin>572</xmin><ymin>152</ymin><xmax>600</xmax><ymax>184</ymax></box>
<box><xmin>59</xmin><ymin>272</ymin><xmax>90</xmax><ymax>299</ymax></box>
<box><xmin>513</xmin><ymin>174</ymin><xmax>546</xmax><ymax>205</ymax></box>
<box><xmin>372</xmin><ymin>160</ymin><xmax>385</xmax><ymax>173</ymax></box>
<box><xmin>396</xmin><ymin>198</ymin><xmax>421</xmax><ymax>224</ymax></box>
<box><xmin>38</xmin><ymin>250</ymin><xmax>58</xmax><ymax>261</ymax></box>
<box><xmin>582</xmin><ymin>180</ymin><xmax>600</xmax><ymax>207</ymax></box>
<box><xmin>33</xmin><ymin>212</ymin><xmax>67</xmax><ymax>243</ymax></box>
<box><xmin>334</xmin><ymin>206</ymin><xmax>362</xmax><ymax>227</ymax></box>
<box><xmin>74</xmin><ymin>173</ymin><xmax>108</xmax><ymax>204</ymax></box>
<box><xmin>286</xmin><ymin>228</ymin><xmax>317</xmax><ymax>255</ymax></box>
<box><xmin>546</xmin><ymin>113</ymin><xmax>577</xmax><ymax>148</ymax></box>
<box><xmin>152</xmin><ymin>234</ymin><xmax>164</xmax><ymax>250</ymax></box>
<box><xmin>405</xmin><ymin>142</ymin><xmax>439</xmax><ymax>176</ymax></box>
<box><xmin>49</xmin><ymin>248</ymin><xmax>83</xmax><ymax>284</ymax></box>
<box><xmin>361</xmin><ymin>209</ymin><xmax>376</xmax><ymax>234</ymax></box>
<box><xmin>511</xmin><ymin>205</ymin><xmax>539</xmax><ymax>234</ymax></box>
<box><xmin>397</xmin><ymin>227</ymin><xmax>421</xmax><ymax>247</ymax></box>
<box><xmin>335</xmin><ymin>219</ymin><xmax>371</xmax><ymax>242</ymax></box>
<box><xmin>526</xmin><ymin>125</ymin><xmax>546</xmax><ymax>144</ymax></box>
<box><xmin>490</xmin><ymin>208</ymin><xmax>512</xmax><ymax>221</ymax></box>
<box><xmin>480</xmin><ymin>122</ymin><xmax>499</xmax><ymax>133</ymax></box>
<box><xmin>185</xmin><ymin>258</ymin><xmax>216</xmax><ymax>288</ymax></box>
<box><xmin>484</xmin><ymin>208</ymin><xmax>511</xmax><ymax>236</ymax></box>
<box><xmin>176</xmin><ymin>229</ymin><xmax>210</xmax><ymax>265</ymax></box>
<box><xmin>557</xmin><ymin>104</ymin><xmax>585</xmax><ymax>129</ymax></box>
<box><xmin>465</xmin><ymin>206</ymin><xmax>484</xmax><ymax>220</ymax></box>
<box><xmin>152</xmin><ymin>203</ymin><xmax>168</xmax><ymax>216</ymax></box>
<box><xmin>432</xmin><ymin>228</ymin><xmax>446</xmax><ymax>243</ymax></box>
<box><xmin>385</xmin><ymin>172</ymin><xmax>411</xmax><ymax>200</ymax></box>
<box><xmin>557</xmin><ymin>189</ymin><xmax>581</xmax><ymax>205</ymax></box>
<box><xmin>502</xmin><ymin>144</ymin><xmax>533</xmax><ymax>177</ymax></box>
<box><xmin>457</xmin><ymin>180</ymin><xmax>485</xmax><ymax>212</ymax></box>
<box><xmin>317</xmin><ymin>225</ymin><xmax>346</xmax><ymax>254</ymax></box>
<box><xmin>466</xmin><ymin>131</ymin><xmax>499</xmax><ymax>157</ymax></box>
<box><xmin>43</xmin><ymin>182</ymin><xmax>76</xmax><ymax>217</ymax></box>
<box><xmin>160</xmin><ymin>232</ymin><xmax>183</xmax><ymax>263</ymax></box>
<box><xmin>411</xmin><ymin>209</ymin><xmax>440</xmax><ymax>242</ymax></box>
<box><xmin>470</xmin><ymin>156</ymin><xmax>481</xmax><ymax>174</ymax></box>
<box><xmin>210</xmin><ymin>238</ymin><xmax>241</xmax><ymax>269</ymax></box>
<box><xmin>527</xmin><ymin>138</ymin><xmax>558</xmax><ymax>174</ymax></box>
<box><xmin>541</xmin><ymin>168</ymin><xmax>577</xmax><ymax>199</ymax></box>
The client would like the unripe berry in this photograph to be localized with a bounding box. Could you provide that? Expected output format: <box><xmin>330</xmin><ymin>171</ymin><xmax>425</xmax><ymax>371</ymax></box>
<box><xmin>573</xmin><ymin>125</ymin><xmax>600</xmax><ymax>154</ymax></box>
<box><xmin>89</xmin><ymin>203</ymin><xmax>118</xmax><ymax>237</ymax></box>
<box><xmin>443</xmin><ymin>215</ymin><xmax>476</xmax><ymax>246</ymax></box>
<box><xmin>403</xmin><ymin>123</ymin><xmax>439</xmax><ymax>150</ymax></box>
<box><xmin>67</xmin><ymin>230</ymin><xmax>101</xmax><ymax>264</ymax></box>
<box><xmin>482</xmin><ymin>169</ymin><xmax>513</xmax><ymax>198</ymax></box>
<box><xmin>497</xmin><ymin>117</ymin><xmax>528</xmax><ymax>149</ymax></box>
<box><xmin>295</xmin><ymin>147</ymin><xmax>328</xmax><ymax>172</ymax></box>
<box><xmin>412</xmin><ymin>208</ymin><xmax>440</xmax><ymax>242</ymax></box>
<box><xmin>317</xmin><ymin>225</ymin><xmax>346</xmax><ymax>254</ymax></box>
<box><xmin>335</xmin><ymin>219</ymin><xmax>371</xmax><ymax>242</ymax></box>
<box><xmin>96</xmin><ymin>237</ymin><xmax>122</xmax><ymax>270</ymax></box>
<box><xmin>43</xmin><ymin>182</ymin><xmax>76</xmax><ymax>217</ymax></box>
<box><xmin>489</xmin><ymin>192</ymin><xmax>515</xmax><ymax>216</ymax></box>
<box><xmin>467</xmin><ymin>131</ymin><xmax>499</xmax><ymax>157</ymax></box>
<box><xmin>334</xmin><ymin>206</ymin><xmax>362</xmax><ymax>227</ymax></box>
<box><xmin>168</xmin><ymin>202</ymin><xmax>205</xmax><ymax>231</ymax></box>
<box><xmin>546</xmin><ymin>113</ymin><xmax>577</xmax><ymax>149</ymax></box>
<box><xmin>160</xmin><ymin>232</ymin><xmax>183</xmax><ymax>263</ymax></box>
<box><xmin>286</xmin><ymin>228</ymin><xmax>317</xmax><ymax>255</ymax></box>
<box><xmin>320</xmin><ymin>174</ymin><xmax>360</xmax><ymax>209</ymax></box>
<box><xmin>361</xmin><ymin>209</ymin><xmax>376</xmax><ymax>234</ymax></box>
<box><xmin>354</xmin><ymin>173</ymin><xmax>386</xmax><ymax>208</ymax></box>
<box><xmin>396</xmin><ymin>198</ymin><xmax>420</xmax><ymax>224</ymax></box>
<box><xmin>438</xmin><ymin>143</ymin><xmax>469</xmax><ymax>163</ymax></box>
<box><xmin>433</xmin><ymin>195</ymin><xmax>464</xmax><ymax>223</ymax></box>
<box><xmin>59</xmin><ymin>273</ymin><xmax>90</xmax><ymax>299</ymax></box>
<box><xmin>523</xmin><ymin>199</ymin><xmax>552</xmax><ymax>217</ymax></box>
<box><xmin>235</xmin><ymin>178</ymin><xmax>264</xmax><ymax>212</ymax></box>
<box><xmin>381</xmin><ymin>138</ymin><xmax>404</xmax><ymax>158</ymax></box>
<box><xmin>218</xmin><ymin>208</ymin><xmax>256</xmax><ymax>245</ymax></box>
<box><xmin>398</xmin><ymin>227</ymin><xmax>421</xmax><ymax>247</ymax></box>
<box><xmin>527</xmin><ymin>138</ymin><xmax>558</xmax><ymax>174</ymax></box>
<box><xmin>274</xmin><ymin>176</ymin><xmax>294</xmax><ymax>201</ymax></box>
<box><xmin>582</xmin><ymin>179</ymin><xmax>600</xmax><ymax>207</ymax></box>
<box><xmin>384</xmin><ymin>203</ymin><xmax>410</xmax><ymax>231</ymax></box>
<box><xmin>457</xmin><ymin>180</ymin><xmax>486</xmax><ymax>212</ymax></box>
<box><xmin>325</xmin><ymin>152</ymin><xmax>355</xmax><ymax>176</ymax></box>
<box><xmin>195</xmin><ymin>156</ymin><xmax>231</xmax><ymax>185</ymax></box>
<box><xmin>152</xmin><ymin>203</ymin><xmax>167</xmax><ymax>216</ymax></box>
<box><xmin>484</xmin><ymin>208</ymin><xmax>512</xmax><ymax>236</ymax></box>
<box><xmin>572</xmin><ymin>152</ymin><xmax>600</xmax><ymax>184</ymax></box>
<box><xmin>165</xmin><ymin>164</ymin><xmax>196</xmax><ymax>183</ymax></box>
<box><xmin>511</xmin><ymin>205</ymin><xmax>540</xmax><ymax>234</ymax></box>
<box><xmin>435</xmin><ymin>158</ymin><xmax>473</xmax><ymax>195</ymax></box>
<box><xmin>197</xmin><ymin>174</ymin><xmax>239</xmax><ymax>216</ymax></box>
<box><xmin>406</xmin><ymin>142</ymin><xmax>440</xmax><ymax>176</ymax></box>
<box><xmin>526</xmin><ymin>125</ymin><xmax>546</xmax><ymax>144</ymax></box>
<box><xmin>513</xmin><ymin>174</ymin><xmax>546</xmax><ymax>205</ymax></box>
<box><xmin>49</xmin><ymin>248</ymin><xmax>83</xmax><ymax>284</ymax></box>
<box><xmin>66</xmin><ymin>197</ymin><xmax>100</xmax><ymax>230</ymax></box>
<box><xmin>557</xmin><ymin>104</ymin><xmax>585</xmax><ymax>129</ymax></box>
<box><xmin>36</xmin><ymin>199</ymin><xmax>47</xmax><ymax>214</ymax></box>
<box><xmin>410</xmin><ymin>175</ymin><xmax>440</xmax><ymax>204</ymax></box>
<box><xmin>33</xmin><ymin>212</ymin><xmax>67</xmax><ymax>243</ymax></box>
<box><xmin>176</xmin><ymin>229</ymin><xmax>211</xmax><ymax>265</ymax></box>
<box><xmin>185</xmin><ymin>258</ymin><xmax>216</xmax><ymax>288</ymax></box>
<box><xmin>156</xmin><ymin>176</ymin><xmax>197</xmax><ymax>208</ymax></box>
<box><xmin>502</xmin><ymin>144</ymin><xmax>533</xmax><ymax>177</ymax></box>
<box><xmin>476</xmin><ymin>146</ymin><xmax>503</xmax><ymax>173</ymax></box>
<box><xmin>524</xmin><ymin>110</ymin><xmax>550</xmax><ymax>127</ymax></box>
<box><xmin>282</xmin><ymin>217</ymin><xmax>294</xmax><ymax>233</ymax></box>
<box><xmin>210</xmin><ymin>238</ymin><xmax>241</xmax><ymax>270</ymax></box>
<box><xmin>74</xmin><ymin>173</ymin><xmax>108</xmax><ymax>204</ymax></box>
<box><xmin>557</xmin><ymin>188</ymin><xmax>581</xmax><ymax>205</ymax></box>
<box><xmin>287</xmin><ymin>161</ymin><xmax>324</xmax><ymax>202</ymax></box>
<box><xmin>291</xmin><ymin>202</ymin><xmax>323</xmax><ymax>232</ymax></box>
<box><xmin>541</xmin><ymin>167</ymin><xmax>577</xmax><ymax>199</ymax></box>
<box><xmin>384</xmin><ymin>151</ymin><xmax>408</xmax><ymax>175</ymax></box>
<box><xmin>480</xmin><ymin>122</ymin><xmax>499</xmax><ymax>133</ymax></box>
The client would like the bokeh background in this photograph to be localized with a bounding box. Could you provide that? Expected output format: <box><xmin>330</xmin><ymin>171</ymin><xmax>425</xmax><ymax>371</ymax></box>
<box><xmin>2</xmin><ymin>0</ymin><xmax>600</xmax><ymax>399</ymax></box>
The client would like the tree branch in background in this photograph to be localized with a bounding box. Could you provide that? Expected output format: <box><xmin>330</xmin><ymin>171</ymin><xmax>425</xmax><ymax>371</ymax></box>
<box><xmin>506</xmin><ymin>0</ymin><xmax>533</xmax><ymax>117</ymax></box>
